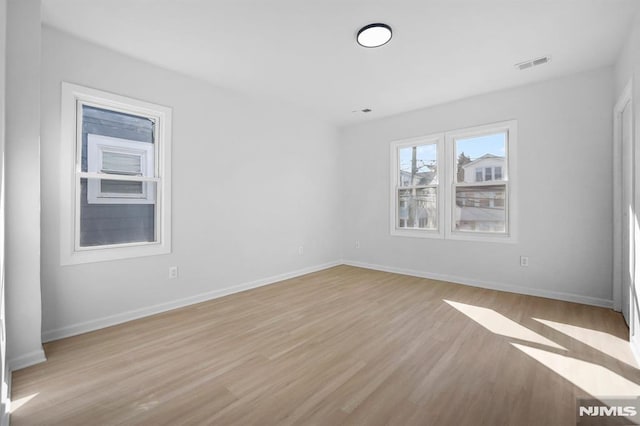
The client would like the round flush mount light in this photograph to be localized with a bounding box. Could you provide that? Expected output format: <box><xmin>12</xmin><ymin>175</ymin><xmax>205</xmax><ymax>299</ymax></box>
<box><xmin>357</xmin><ymin>23</ymin><xmax>392</xmax><ymax>48</ymax></box>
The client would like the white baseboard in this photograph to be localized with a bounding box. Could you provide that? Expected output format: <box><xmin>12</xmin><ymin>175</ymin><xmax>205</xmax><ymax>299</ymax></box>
<box><xmin>342</xmin><ymin>259</ymin><xmax>614</xmax><ymax>309</ymax></box>
<box><xmin>40</xmin><ymin>258</ymin><xmax>614</xmax><ymax>346</ymax></box>
<box><xmin>42</xmin><ymin>261</ymin><xmax>341</xmax><ymax>343</ymax></box>
<box><xmin>7</xmin><ymin>349</ymin><xmax>46</xmax><ymax>372</ymax></box>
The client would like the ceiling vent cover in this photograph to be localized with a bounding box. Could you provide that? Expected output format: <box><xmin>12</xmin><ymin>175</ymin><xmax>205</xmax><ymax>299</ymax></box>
<box><xmin>515</xmin><ymin>56</ymin><xmax>551</xmax><ymax>71</ymax></box>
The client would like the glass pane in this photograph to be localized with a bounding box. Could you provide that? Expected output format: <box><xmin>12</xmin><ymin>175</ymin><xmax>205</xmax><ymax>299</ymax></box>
<box><xmin>80</xmin><ymin>178</ymin><xmax>157</xmax><ymax>247</ymax></box>
<box><xmin>398</xmin><ymin>144</ymin><xmax>437</xmax><ymax>187</ymax></box>
<box><xmin>454</xmin><ymin>185</ymin><xmax>506</xmax><ymax>233</ymax></box>
<box><xmin>397</xmin><ymin>187</ymin><xmax>437</xmax><ymax>230</ymax></box>
<box><xmin>102</xmin><ymin>151</ymin><xmax>143</xmax><ymax>175</ymax></box>
<box><xmin>81</xmin><ymin>105</ymin><xmax>154</xmax><ymax>173</ymax></box>
<box><xmin>101</xmin><ymin>179</ymin><xmax>144</xmax><ymax>195</ymax></box>
<box><xmin>456</xmin><ymin>132</ymin><xmax>506</xmax><ymax>183</ymax></box>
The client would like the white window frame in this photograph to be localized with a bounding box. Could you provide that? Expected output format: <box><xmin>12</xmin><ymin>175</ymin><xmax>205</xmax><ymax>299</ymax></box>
<box><xmin>390</xmin><ymin>134</ymin><xmax>445</xmax><ymax>239</ymax></box>
<box><xmin>444</xmin><ymin>120</ymin><xmax>517</xmax><ymax>243</ymax></box>
<box><xmin>60</xmin><ymin>82</ymin><xmax>172</xmax><ymax>265</ymax></box>
<box><xmin>390</xmin><ymin>120</ymin><xmax>517</xmax><ymax>243</ymax></box>
<box><xmin>87</xmin><ymin>134</ymin><xmax>155</xmax><ymax>204</ymax></box>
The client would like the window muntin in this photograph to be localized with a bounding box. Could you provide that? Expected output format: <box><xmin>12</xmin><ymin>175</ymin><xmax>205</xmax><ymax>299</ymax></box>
<box><xmin>60</xmin><ymin>83</ymin><xmax>172</xmax><ymax>264</ymax></box>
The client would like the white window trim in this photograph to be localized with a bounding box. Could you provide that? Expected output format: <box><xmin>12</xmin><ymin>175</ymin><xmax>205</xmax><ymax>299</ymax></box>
<box><xmin>444</xmin><ymin>120</ymin><xmax>518</xmax><ymax>243</ymax></box>
<box><xmin>60</xmin><ymin>82</ymin><xmax>172</xmax><ymax>265</ymax></box>
<box><xmin>390</xmin><ymin>134</ymin><xmax>445</xmax><ymax>239</ymax></box>
<box><xmin>390</xmin><ymin>120</ymin><xmax>517</xmax><ymax>243</ymax></box>
<box><xmin>87</xmin><ymin>134</ymin><xmax>155</xmax><ymax>204</ymax></box>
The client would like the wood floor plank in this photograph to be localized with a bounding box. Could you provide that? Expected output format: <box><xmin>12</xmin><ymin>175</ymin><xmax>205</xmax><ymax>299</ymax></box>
<box><xmin>10</xmin><ymin>265</ymin><xmax>638</xmax><ymax>425</ymax></box>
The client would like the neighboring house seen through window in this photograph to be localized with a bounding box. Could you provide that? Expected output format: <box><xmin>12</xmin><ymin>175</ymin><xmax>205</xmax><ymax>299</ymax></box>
<box><xmin>454</xmin><ymin>132</ymin><xmax>509</xmax><ymax>234</ymax></box>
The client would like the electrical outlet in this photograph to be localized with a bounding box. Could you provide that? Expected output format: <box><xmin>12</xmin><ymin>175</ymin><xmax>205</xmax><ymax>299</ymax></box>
<box><xmin>355</xmin><ymin>240</ymin><xmax>360</xmax><ymax>249</ymax></box>
<box><xmin>520</xmin><ymin>256</ymin><xmax>529</xmax><ymax>267</ymax></box>
<box><xmin>169</xmin><ymin>266</ymin><xmax>178</xmax><ymax>279</ymax></box>
<box><xmin>298</xmin><ymin>246</ymin><xmax>304</xmax><ymax>255</ymax></box>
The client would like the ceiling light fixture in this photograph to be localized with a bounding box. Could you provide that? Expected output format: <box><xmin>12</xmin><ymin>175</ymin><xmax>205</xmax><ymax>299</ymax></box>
<box><xmin>357</xmin><ymin>23</ymin><xmax>392</xmax><ymax>48</ymax></box>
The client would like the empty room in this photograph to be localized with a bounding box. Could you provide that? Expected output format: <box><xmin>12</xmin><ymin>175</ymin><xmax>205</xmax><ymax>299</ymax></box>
<box><xmin>1</xmin><ymin>0</ymin><xmax>640</xmax><ymax>425</ymax></box>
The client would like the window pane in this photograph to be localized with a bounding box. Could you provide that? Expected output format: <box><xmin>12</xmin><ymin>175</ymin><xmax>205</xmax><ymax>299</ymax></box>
<box><xmin>397</xmin><ymin>187</ymin><xmax>437</xmax><ymax>230</ymax></box>
<box><xmin>100</xmin><ymin>179</ymin><xmax>144</xmax><ymax>195</ymax></box>
<box><xmin>398</xmin><ymin>144</ymin><xmax>437</xmax><ymax>187</ymax></box>
<box><xmin>102</xmin><ymin>151</ymin><xmax>143</xmax><ymax>175</ymax></box>
<box><xmin>494</xmin><ymin>166</ymin><xmax>502</xmax><ymax>180</ymax></box>
<box><xmin>456</xmin><ymin>132</ymin><xmax>506</xmax><ymax>183</ymax></box>
<box><xmin>454</xmin><ymin>184</ymin><xmax>506</xmax><ymax>233</ymax></box>
<box><xmin>81</xmin><ymin>105</ymin><xmax>154</xmax><ymax>173</ymax></box>
<box><xmin>80</xmin><ymin>178</ymin><xmax>157</xmax><ymax>247</ymax></box>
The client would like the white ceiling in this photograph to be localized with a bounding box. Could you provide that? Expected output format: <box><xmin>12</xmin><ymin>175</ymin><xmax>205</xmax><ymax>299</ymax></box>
<box><xmin>41</xmin><ymin>0</ymin><xmax>640</xmax><ymax>126</ymax></box>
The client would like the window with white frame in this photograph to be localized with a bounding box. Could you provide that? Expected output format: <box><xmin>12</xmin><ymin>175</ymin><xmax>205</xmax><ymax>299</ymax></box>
<box><xmin>391</xmin><ymin>120</ymin><xmax>516</xmax><ymax>242</ymax></box>
<box><xmin>87</xmin><ymin>134</ymin><xmax>155</xmax><ymax>204</ymax></box>
<box><xmin>390</xmin><ymin>135</ymin><xmax>443</xmax><ymax>237</ymax></box>
<box><xmin>60</xmin><ymin>83</ymin><xmax>172</xmax><ymax>264</ymax></box>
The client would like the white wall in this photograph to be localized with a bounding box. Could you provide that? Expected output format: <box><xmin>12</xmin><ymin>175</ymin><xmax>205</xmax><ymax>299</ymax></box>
<box><xmin>614</xmin><ymin>13</ymin><xmax>639</xmax><ymax>99</ymax></box>
<box><xmin>5</xmin><ymin>0</ymin><xmax>45</xmax><ymax>369</ymax></box>
<box><xmin>40</xmin><ymin>28</ymin><xmax>341</xmax><ymax>342</ymax></box>
<box><xmin>0</xmin><ymin>0</ymin><xmax>8</xmax><ymax>421</ymax></box>
<box><xmin>340</xmin><ymin>68</ymin><xmax>614</xmax><ymax>306</ymax></box>
<box><xmin>614</xmin><ymin>13</ymin><xmax>640</xmax><ymax>355</ymax></box>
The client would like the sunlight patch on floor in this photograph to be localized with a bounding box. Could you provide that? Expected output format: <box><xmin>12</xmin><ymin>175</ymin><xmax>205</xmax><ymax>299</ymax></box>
<box><xmin>444</xmin><ymin>300</ymin><xmax>566</xmax><ymax>350</ymax></box>
<box><xmin>512</xmin><ymin>343</ymin><xmax>640</xmax><ymax>396</ymax></box>
<box><xmin>533</xmin><ymin>318</ymin><xmax>638</xmax><ymax>368</ymax></box>
<box><xmin>10</xmin><ymin>393</ymin><xmax>38</xmax><ymax>413</ymax></box>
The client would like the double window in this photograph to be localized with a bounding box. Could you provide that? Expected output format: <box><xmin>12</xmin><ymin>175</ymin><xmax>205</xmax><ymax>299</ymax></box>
<box><xmin>60</xmin><ymin>83</ymin><xmax>172</xmax><ymax>264</ymax></box>
<box><xmin>391</xmin><ymin>121</ymin><xmax>517</xmax><ymax>242</ymax></box>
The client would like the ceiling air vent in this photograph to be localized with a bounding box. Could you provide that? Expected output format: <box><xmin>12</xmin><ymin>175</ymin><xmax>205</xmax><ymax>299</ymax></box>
<box><xmin>515</xmin><ymin>56</ymin><xmax>551</xmax><ymax>71</ymax></box>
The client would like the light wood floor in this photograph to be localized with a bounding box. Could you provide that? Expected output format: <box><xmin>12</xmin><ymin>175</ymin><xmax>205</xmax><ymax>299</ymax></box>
<box><xmin>11</xmin><ymin>266</ymin><xmax>638</xmax><ymax>425</ymax></box>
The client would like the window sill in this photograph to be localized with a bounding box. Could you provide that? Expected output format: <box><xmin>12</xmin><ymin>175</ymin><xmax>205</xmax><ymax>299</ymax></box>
<box><xmin>61</xmin><ymin>241</ymin><xmax>170</xmax><ymax>265</ymax></box>
<box><xmin>445</xmin><ymin>231</ymin><xmax>517</xmax><ymax>244</ymax></box>
<box><xmin>390</xmin><ymin>228</ymin><xmax>444</xmax><ymax>239</ymax></box>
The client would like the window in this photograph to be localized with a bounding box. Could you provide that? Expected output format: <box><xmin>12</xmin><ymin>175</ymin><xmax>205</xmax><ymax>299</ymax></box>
<box><xmin>391</xmin><ymin>121</ymin><xmax>517</xmax><ymax>242</ymax></box>
<box><xmin>485</xmin><ymin>167</ymin><xmax>492</xmax><ymax>181</ymax></box>
<box><xmin>60</xmin><ymin>83</ymin><xmax>172</xmax><ymax>264</ymax></box>
<box><xmin>390</xmin><ymin>134</ymin><xmax>444</xmax><ymax>238</ymax></box>
<box><xmin>87</xmin><ymin>134</ymin><xmax>155</xmax><ymax>204</ymax></box>
<box><xmin>494</xmin><ymin>166</ymin><xmax>502</xmax><ymax>180</ymax></box>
